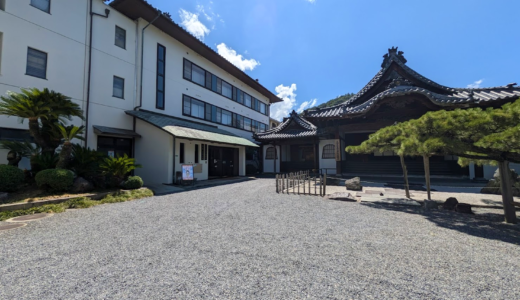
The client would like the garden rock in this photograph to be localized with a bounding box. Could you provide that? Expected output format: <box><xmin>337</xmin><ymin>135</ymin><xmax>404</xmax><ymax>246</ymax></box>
<box><xmin>345</xmin><ymin>177</ymin><xmax>362</xmax><ymax>191</ymax></box>
<box><xmin>443</xmin><ymin>197</ymin><xmax>458</xmax><ymax>210</ymax></box>
<box><xmin>71</xmin><ymin>177</ymin><xmax>94</xmax><ymax>193</ymax></box>
<box><xmin>423</xmin><ymin>200</ymin><xmax>438</xmax><ymax>210</ymax></box>
<box><xmin>455</xmin><ymin>203</ymin><xmax>473</xmax><ymax>214</ymax></box>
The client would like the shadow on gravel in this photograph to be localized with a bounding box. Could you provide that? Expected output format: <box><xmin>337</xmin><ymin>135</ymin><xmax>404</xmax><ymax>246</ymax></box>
<box><xmin>360</xmin><ymin>203</ymin><xmax>520</xmax><ymax>245</ymax></box>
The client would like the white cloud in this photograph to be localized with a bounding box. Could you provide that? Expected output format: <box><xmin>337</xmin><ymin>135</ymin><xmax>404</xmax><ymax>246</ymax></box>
<box><xmin>270</xmin><ymin>84</ymin><xmax>298</xmax><ymax>121</ymax></box>
<box><xmin>297</xmin><ymin>98</ymin><xmax>317</xmax><ymax>113</ymax></box>
<box><xmin>216</xmin><ymin>43</ymin><xmax>260</xmax><ymax>71</ymax></box>
<box><xmin>179</xmin><ymin>9</ymin><xmax>210</xmax><ymax>40</ymax></box>
<box><xmin>306</xmin><ymin>0</ymin><xmax>316</xmax><ymax>3</ymax></box>
<box><xmin>467</xmin><ymin>79</ymin><xmax>484</xmax><ymax>88</ymax></box>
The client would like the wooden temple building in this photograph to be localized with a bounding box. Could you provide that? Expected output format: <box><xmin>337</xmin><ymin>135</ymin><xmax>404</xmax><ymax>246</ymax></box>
<box><xmin>254</xmin><ymin>47</ymin><xmax>520</xmax><ymax>178</ymax></box>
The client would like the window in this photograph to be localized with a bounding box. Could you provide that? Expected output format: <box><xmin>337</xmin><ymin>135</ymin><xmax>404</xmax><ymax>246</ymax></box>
<box><xmin>192</xmin><ymin>64</ymin><xmax>205</xmax><ymax>86</ymax></box>
<box><xmin>26</xmin><ymin>48</ymin><xmax>47</xmax><ymax>79</ymax></box>
<box><xmin>322</xmin><ymin>144</ymin><xmax>335</xmax><ymax>159</ymax></box>
<box><xmin>222</xmin><ymin>81</ymin><xmax>232</xmax><ymax>98</ymax></box>
<box><xmin>183</xmin><ymin>96</ymin><xmax>205</xmax><ymax>119</ymax></box>
<box><xmin>156</xmin><ymin>44</ymin><xmax>166</xmax><ymax>109</ymax></box>
<box><xmin>31</xmin><ymin>0</ymin><xmax>50</xmax><ymax>13</ymax></box>
<box><xmin>244</xmin><ymin>94</ymin><xmax>252</xmax><ymax>108</ymax></box>
<box><xmin>0</xmin><ymin>128</ymin><xmax>33</xmax><ymax>142</ymax></box>
<box><xmin>179</xmin><ymin>143</ymin><xmax>185</xmax><ymax>163</ymax></box>
<box><xmin>113</xmin><ymin>76</ymin><xmax>124</xmax><ymax>99</ymax></box>
<box><xmin>221</xmin><ymin>110</ymin><xmax>232</xmax><ymax>125</ymax></box>
<box><xmin>183</xmin><ymin>59</ymin><xmax>192</xmax><ymax>80</ymax></box>
<box><xmin>244</xmin><ymin>118</ymin><xmax>252</xmax><ymax>131</ymax></box>
<box><xmin>266</xmin><ymin>147</ymin><xmax>277</xmax><ymax>160</ymax></box>
<box><xmin>0</xmin><ymin>0</ymin><xmax>5</xmax><ymax>11</ymax></box>
<box><xmin>260</xmin><ymin>102</ymin><xmax>266</xmax><ymax>114</ymax></box>
<box><xmin>0</xmin><ymin>32</ymin><xmax>3</xmax><ymax>73</ymax></box>
<box><xmin>200</xmin><ymin>144</ymin><xmax>208</xmax><ymax>161</ymax></box>
<box><xmin>115</xmin><ymin>26</ymin><xmax>126</xmax><ymax>49</ymax></box>
<box><xmin>195</xmin><ymin>144</ymin><xmax>199</xmax><ymax>163</ymax></box>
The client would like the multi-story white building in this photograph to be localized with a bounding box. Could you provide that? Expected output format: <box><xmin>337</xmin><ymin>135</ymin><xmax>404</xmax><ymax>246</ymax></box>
<box><xmin>0</xmin><ymin>0</ymin><xmax>281</xmax><ymax>184</ymax></box>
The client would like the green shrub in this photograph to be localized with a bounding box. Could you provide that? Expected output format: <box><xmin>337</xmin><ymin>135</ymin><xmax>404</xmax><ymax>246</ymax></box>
<box><xmin>0</xmin><ymin>165</ymin><xmax>25</xmax><ymax>192</ymax></box>
<box><xmin>35</xmin><ymin>169</ymin><xmax>74</xmax><ymax>192</ymax></box>
<box><xmin>101</xmin><ymin>154</ymin><xmax>141</xmax><ymax>186</ymax></box>
<box><xmin>31</xmin><ymin>152</ymin><xmax>59</xmax><ymax>173</ymax></box>
<box><xmin>123</xmin><ymin>176</ymin><xmax>143</xmax><ymax>190</ymax></box>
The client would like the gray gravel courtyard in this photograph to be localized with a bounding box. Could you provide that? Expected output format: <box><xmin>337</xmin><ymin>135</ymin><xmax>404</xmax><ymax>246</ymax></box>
<box><xmin>1</xmin><ymin>178</ymin><xmax>520</xmax><ymax>299</ymax></box>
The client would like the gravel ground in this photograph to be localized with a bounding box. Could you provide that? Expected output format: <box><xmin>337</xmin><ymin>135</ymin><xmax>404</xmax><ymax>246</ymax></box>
<box><xmin>1</xmin><ymin>178</ymin><xmax>520</xmax><ymax>299</ymax></box>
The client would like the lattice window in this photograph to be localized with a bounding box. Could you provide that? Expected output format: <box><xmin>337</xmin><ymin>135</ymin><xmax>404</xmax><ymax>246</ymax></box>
<box><xmin>265</xmin><ymin>147</ymin><xmax>277</xmax><ymax>160</ymax></box>
<box><xmin>322</xmin><ymin>144</ymin><xmax>335</xmax><ymax>159</ymax></box>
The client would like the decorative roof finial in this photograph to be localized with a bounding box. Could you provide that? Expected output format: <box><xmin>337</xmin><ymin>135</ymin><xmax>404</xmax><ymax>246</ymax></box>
<box><xmin>381</xmin><ymin>46</ymin><xmax>407</xmax><ymax>68</ymax></box>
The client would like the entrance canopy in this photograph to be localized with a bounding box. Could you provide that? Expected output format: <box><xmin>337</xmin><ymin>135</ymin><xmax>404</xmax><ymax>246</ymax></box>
<box><xmin>126</xmin><ymin>110</ymin><xmax>258</xmax><ymax>147</ymax></box>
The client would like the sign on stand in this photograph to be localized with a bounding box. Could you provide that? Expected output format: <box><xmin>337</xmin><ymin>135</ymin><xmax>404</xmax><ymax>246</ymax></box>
<box><xmin>182</xmin><ymin>164</ymin><xmax>194</xmax><ymax>181</ymax></box>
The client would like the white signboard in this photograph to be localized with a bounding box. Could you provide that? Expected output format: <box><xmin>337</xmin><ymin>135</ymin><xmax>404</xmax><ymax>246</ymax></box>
<box><xmin>182</xmin><ymin>164</ymin><xmax>194</xmax><ymax>181</ymax></box>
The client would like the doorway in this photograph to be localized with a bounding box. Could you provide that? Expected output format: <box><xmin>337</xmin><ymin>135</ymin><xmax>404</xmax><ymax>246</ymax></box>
<box><xmin>208</xmin><ymin>146</ymin><xmax>239</xmax><ymax>178</ymax></box>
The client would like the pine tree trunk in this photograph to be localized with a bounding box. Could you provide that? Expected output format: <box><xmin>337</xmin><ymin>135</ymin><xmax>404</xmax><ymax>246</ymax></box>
<box><xmin>400</xmin><ymin>154</ymin><xmax>410</xmax><ymax>198</ymax></box>
<box><xmin>56</xmin><ymin>142</ymin><xmax>72</xmax><ymax>169</ymax></box>
<box><xmin>423</xmin><ymin>155</ymin><xmax>431</xmax><ymax>200</ymax></box>
<box><xmin>498</xmin><ymin>161</ymin><xmax>517</xmax><ymax>224</ymax></box>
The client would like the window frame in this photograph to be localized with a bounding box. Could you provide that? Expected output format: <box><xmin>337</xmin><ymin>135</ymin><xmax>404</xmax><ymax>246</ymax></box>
<box><xmin>112</xmin><ymin>76</ymin><xmax>125</xmax><ymax>99</ymax></box>
<box><xmin>156</xmin><ymin>44</ymin><xmax>166</xmax><ymax>109</ymax></box>
<box><xmin>322</xmin><ymin>144</ymin><xmax>336</xmax><ymax>159</ymax></box>
<box><xmin>182</xmin><ymin>58</ymin><xmax>269</xmax><ymax>116</ymax></box>
<box><xmin>265</xmin><ymin>147</ymin><xmax>277</xmax><ymax>160</ymax></box>
<box><xmin>30</xmin><ymin>0</ymin><xmax>50</xmax><ymax>14</ymax></box>
<box><xmin>115</xmin><ymin>26</ymin><xmax>126</xmax><ymax>49</ymax></box>
<box><xmin>26</xmin><ymin>47</ymin><xmax>48</xmax><ymax>79</ymax></box>
<box><xmin>182</xmin><ymin>94</ymin><xmax>268</xmax><ymax>133</ymax></box>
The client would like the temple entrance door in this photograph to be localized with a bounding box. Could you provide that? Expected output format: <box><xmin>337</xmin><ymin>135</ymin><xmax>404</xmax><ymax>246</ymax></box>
<box><xmin>209</xmin><ymin>146</ymin><xmax>239</xmax><ymax>178</ymax></box>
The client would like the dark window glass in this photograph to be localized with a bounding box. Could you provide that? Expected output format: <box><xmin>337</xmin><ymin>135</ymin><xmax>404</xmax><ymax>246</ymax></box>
<box><xmin>183</xmin><ymin>95</ymin><xmax>191</xmax><ymax>115</ymax></box>
<box><xmin>191</xmin><ymin>98</ymin><xmax>205</xmax><ymax>119</ymax></box>
<box><xmin>156</xmin><ymin>44</ymin><xmax>166</xmax><ymax>109</ymax></box>
<box><xmin>266</xmin><ymin>147</ymin><xmax>277</xmax><ymax>160</ymax></box>
<box><xmin>222</xmin><ymin>81</ymin><xmax>232</xmax><ymax>98</ymax></box>
<box><xmin>244</xmin><ymin>118</ymin><xmax>251</xmax><ymax>131</ymax></box>
<box><xmin>113</xmin><ymin>76</ymin><xmax>124</xmax><ymax>98</ymax></box>
<box><xmin>221</xmin><ymin>110</ymin><xmax>232</xmax><ymax>125</ymax></box>
<box><xmin>192</xmin><ymin>64</ymin><xmax>205</xmax><ymax>86</ymax></box>
<box><xmin>260</xmin><ymin>102</ymin><xmax>266</xmax><ymax>114</ymax></box>
<box><xmin>216</xmin><ymin>78</ymin><xmax>222</xmax><ymax>94</ymax></box>
<box><xmin>244</xmin><ymin>94</ymin><xmax>252</xmax><ymax>107</ymax></box>
<box><xmin>195</xmin><ymin>144</ymin><xmax>199</xmax><ymax>163</ymax></box>
<box><xmin>115</xmin><ymin>26</ymin><xmax>126</xmax><ymax>49</ymax></box>
<box><xmin>236</xmin><ymin>115</ymin><xmax>243</xmax><ymax>129</ymax></box>
<box><xmin>205</xmin><ymin>103</ymin><xmax>212</xmax><ymax>121</ymax></box>
<box><xmin>211</xmin><ymin>75</ymin><xmax>217</xmax><ymax>92</ymax></box>
<box><xmin>0</xmin><ymin>128</ymin><xmax>33</xmax><ymax>142</ymax></box>
<box><xmin>31</xmin><ymin>0</ymin><xmax>50</xmax><ymax>13</ymax></box>
<box><xmin>211</xmin><ymin>106</ymin><xmax>217</xmax><ymax>122</ymax></box>
<box><xmin>216</xmin><ymin>108</ymin><xmax>222</xmax><ymax>123</ymax></box>
<box><xmin>183</xmin><ymin>59</ymin><xmax>192</xmax><ymax>80</ymax></box>
<box><xmin>179</xmin><ymin>143</ymin><xmax>185</xmax><ymax>163</ymax></box>
<box><xmin>26</xmin><ymin>48</ymin><xmax>47</xmax><ymax>79</ymax></box>
<box><xmin>205</xmin><ymin>72</ymin><xmax>212</xmax><ymax>89</ymax></box>
<box><xmin>232</xmin><ymin>86</ymin><xmax>237</xmax><ymax>101</ymax></box>
<box><xmin>322</xmin><ymin>144</ymin><xmax>335</xmax><ymax>159</ymax></box>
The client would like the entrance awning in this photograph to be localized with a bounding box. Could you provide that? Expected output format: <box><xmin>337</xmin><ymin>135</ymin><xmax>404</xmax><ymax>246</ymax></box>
<box><xmin>126</xmin><ymin>110</ymin><xmax>258</xmax><ymax>147</ymax></box>
<box><xmin>93</xmin><ymin>125</ymin><xmax>141</xmax><ymax>138</ymax></box>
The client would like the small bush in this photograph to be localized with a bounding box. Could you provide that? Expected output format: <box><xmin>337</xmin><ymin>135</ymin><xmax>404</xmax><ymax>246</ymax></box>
<box><xmin>31</xmin><ymin>152</ymin><xmax>59</xmax><ymax>173</ymax></box>
<box><xmin>123</xmin><ymin>176</ymin><xmax>143</xmax><ymax>190</ymax></box>
<box><xmin>35</xmin><ymin>169</ymin><xmax>74</xmax><ymax>192</ymax></box>
<box><xmin>0</xmin><ymin>165</ymin><xmax>25</xmax><ymax>192</ymax></box>
<box><xmin>101</xmin><ymin>154</ymin><xmax>141</xmax><ymax>187</ymax></box>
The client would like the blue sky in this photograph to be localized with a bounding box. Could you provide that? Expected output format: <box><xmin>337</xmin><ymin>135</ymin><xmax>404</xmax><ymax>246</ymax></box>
<box><xmin>144</xmin><ymin>0</ymin><xmax>520</xmax><ymax>120</ymax></box>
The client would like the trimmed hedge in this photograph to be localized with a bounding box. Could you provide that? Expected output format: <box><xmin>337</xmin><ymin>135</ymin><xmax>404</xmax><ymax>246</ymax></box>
<box><xmin>35</xmin><ymin>169</ymin><xmax>74</xmax><ymax>192</ymax></box>
<box><xmin>0</xmin><ymin>165</ymin><xmax>25</xmax><ymax>192</ymax></box>
<box><xmin>123</xmin><ymin>176</ymin><xmax>144</xmax><ymax>190</ymax></box>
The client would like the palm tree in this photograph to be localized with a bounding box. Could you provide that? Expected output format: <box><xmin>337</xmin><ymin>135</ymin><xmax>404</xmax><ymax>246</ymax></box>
<box><xmin>56</xmin><ymin>124</ymin><xmax>85</xmax><ymax>169</ymax></box>
<box><xmin>0</xmin><ymin>88</ymin><xmax>84</xmax><ymax>155</ymax></box>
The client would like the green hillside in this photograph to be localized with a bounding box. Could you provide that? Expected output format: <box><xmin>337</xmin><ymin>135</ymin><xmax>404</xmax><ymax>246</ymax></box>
<box><xmin>314</xmin><ymin>93</ymin><xmax>355</xmax><ymax>110</ymax></box>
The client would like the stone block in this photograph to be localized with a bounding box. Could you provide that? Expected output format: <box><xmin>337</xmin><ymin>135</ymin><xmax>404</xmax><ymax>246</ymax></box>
<box><xmin>345</xmin><ymin>177</ymin><xmax>362</xmax><ymax>191</ymax></box>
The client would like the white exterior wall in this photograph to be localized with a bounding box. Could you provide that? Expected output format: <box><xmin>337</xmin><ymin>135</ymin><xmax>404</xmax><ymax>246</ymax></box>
<box><xmin>87</xmin><ymin>0</ymin><xmax>138</xmax><ymax>150</ymax></box>
<box><xmin>138</xmin><ymin>21</ymin><xmax>270</xmax><ymax>142</ymax></box>
<box><xmin>263</xmin><ymin>145</ymin><xmax>280</xmax><ymax>173</ymax></box>
<box><xmin>319</xmin><ymin>139</ymin><xmax>337</xmax><ymax>175</ymax></box>
<box><xmin>0</xmin><ymin>0</ymin><xmax>88</xmax><ymax>132</ymax></box>
<box><xmin>134</xmin><ymin>119</ymin><xmax>173</xmax><ymax>185</ymax></box>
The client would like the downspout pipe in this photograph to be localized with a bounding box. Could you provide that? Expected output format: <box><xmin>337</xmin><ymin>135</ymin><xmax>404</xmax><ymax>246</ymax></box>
<box><xmin>85</xmin><ymin>0</ymin><xmax>110</xmax><ymax>146</ymax></box>
<box><xmin>135</xmin><ymin>12</ymin><xmax>161</xmax><ymax>110</ymax></box>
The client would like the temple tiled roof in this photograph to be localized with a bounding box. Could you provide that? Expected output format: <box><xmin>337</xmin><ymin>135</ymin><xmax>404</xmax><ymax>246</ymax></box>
<box><xmin>254</xmin><ymin>111</ymin><xmax>318</xmax><ymax>141</ymax></box>
<box><xmin>306</xmin><ymin>47</ymin><xmax>520</xmax><ymax>119</ymax></box>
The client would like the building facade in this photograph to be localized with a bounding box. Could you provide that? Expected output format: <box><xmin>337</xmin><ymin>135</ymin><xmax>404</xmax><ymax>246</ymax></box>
<box><xmin>0</xmin><ymin>0</ymin><xmax>281</xmax><ymax>184</ymax></box>
<box><xmin>255</xmin><ymin>48</ymin><xmax>520</xmax><ymax>179</ymax></box>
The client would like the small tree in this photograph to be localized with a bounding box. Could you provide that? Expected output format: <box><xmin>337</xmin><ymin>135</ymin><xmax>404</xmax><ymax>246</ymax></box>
<box><xmin>346</xmin><ymin>124</ymin><xmax>411</xmax><ymax>198</ymax></box>
<box><xmin>56</xmin><ymin>125</ymin><xmax>85</xmax><ymax>169</ymax></box>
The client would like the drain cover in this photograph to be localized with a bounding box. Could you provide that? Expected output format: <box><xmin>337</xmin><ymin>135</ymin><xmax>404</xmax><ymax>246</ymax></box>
<box><xmin>0</xmin><ymin>222</ymin><xmax>26</xmax><ymax>231</ymax></box>
<box><xmin>8</xmin><ymin>213</ymin><xmax>53</xmax><ymax>222</ymax></box>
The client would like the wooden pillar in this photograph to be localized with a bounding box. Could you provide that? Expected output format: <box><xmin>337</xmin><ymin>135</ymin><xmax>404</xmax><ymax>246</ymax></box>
<box><xmin>313</xmin><ymin>138</ymin><xmax>319</xmax><ymax>171</ymax></box>
<box><xmin>335</xmin><ymin>131</ymin><xmax>342</xmax><ymax>175</ymax></box>
<box><xmin>273</xmin><ymin>143</ymin><xmax>277</xmax><ymax>174</ymax></box>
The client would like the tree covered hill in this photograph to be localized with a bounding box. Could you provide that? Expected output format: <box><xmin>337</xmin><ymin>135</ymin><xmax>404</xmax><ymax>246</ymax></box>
<box><xmin>313</xmin><ymin>93</ymin><xmax>356</xmax><ymax>110</ymax></box>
